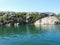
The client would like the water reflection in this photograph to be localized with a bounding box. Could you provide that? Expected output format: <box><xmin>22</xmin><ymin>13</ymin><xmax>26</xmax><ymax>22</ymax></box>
<box><xmin>0</xmin><ymin>25</ymin><xmax>60</xmax><ymax>36</ymax></box>
<box><xmin>0</xmin><ymin>26</ymin><xmax>26</xmax><ymax>36</ymax></box>
<box><xmin>35</xmin><ymin>25</ymin><xmax>60</xmax><ymax>32</ymax></box>
<box><xmin>0</xmin><ymin>25</ymin><xmax>60</xmax><ymax>45</ymax></box>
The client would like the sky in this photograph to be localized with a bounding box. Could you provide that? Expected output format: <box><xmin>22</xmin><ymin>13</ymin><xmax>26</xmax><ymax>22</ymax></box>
<box><xmin>0</xmin><ymin>0</ymin><xmax>60</xmax><ymax>13</ymax></box>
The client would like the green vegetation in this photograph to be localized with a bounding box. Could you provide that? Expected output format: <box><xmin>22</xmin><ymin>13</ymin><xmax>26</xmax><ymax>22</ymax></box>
<box><xmin>16</xmin><ymin>12</ymin><xmax>26</xmax><ymax>23</ymax></box>
<box><xmin>0</xmin><ymin>12</ymin><xmax>58</xmax><ymax>26</ymax></box>
<box><xmin>30</xmin><ymin>12</ymin><xmax>41</xmax><ymax>23</ymax></box>
<box><xmin>56</xmin><ymin>13</ymin><xmax>60</xmax><ymax>21</ymax></box>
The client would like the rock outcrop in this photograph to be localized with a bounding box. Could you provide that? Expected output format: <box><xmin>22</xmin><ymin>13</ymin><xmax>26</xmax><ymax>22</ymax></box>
<box><xmin>0</xmin><ymin>11</ymin><xmax>59</xmax><ymax>26</ymax></box>
<box><xmin>34</xmin><ymin>16</ymin><xmax>60</xmax><ymax>25</ymax></box>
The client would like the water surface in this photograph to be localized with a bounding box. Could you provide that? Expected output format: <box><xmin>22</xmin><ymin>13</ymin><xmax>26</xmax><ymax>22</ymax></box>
<box><xmin>0</xmin><ymin>25</ymin><xmax>60</xmax><ymax>45</ymax></box>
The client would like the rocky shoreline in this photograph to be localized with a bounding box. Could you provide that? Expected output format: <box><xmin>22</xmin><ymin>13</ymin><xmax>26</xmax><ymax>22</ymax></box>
<box><xmin>0</xmin><ymin>11</ymin><xmax>60</xmax><ymax>26</ymax></box>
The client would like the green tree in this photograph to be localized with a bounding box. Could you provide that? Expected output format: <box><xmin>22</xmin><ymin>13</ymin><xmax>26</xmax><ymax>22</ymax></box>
<box><xmin>56</xmin><ymin>13</ymin><xmax>60</xmax><ymax>21</ymax></box>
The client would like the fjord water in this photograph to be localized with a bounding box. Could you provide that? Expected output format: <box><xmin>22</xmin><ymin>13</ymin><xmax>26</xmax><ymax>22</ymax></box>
<box><xmin>0</xmin><ymin>25</ymin><xmax>60</xmax><ymax>45</ymax></box>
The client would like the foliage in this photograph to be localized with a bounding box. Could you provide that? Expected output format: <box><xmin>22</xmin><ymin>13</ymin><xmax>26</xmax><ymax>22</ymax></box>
<box><xmin>31</xmin><ymin>13</ymin><xmax>41</xmax><ymax>23</ymax></box>
<box><xmin>0</xmin><ymin>12</ymin><xmax>57</xmax><ymax>26</ymax></box>
<box><xmin>56</xmin><ymin>13</ymin><xmax>60</xmax><ymax>21</ymax></box>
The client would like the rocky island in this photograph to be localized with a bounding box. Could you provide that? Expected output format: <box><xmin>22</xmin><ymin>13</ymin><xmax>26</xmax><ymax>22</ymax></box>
<box><xmin>0</xmin><ymin>11</ymin><xmax>60</xmax><ymax>26</ymax></box>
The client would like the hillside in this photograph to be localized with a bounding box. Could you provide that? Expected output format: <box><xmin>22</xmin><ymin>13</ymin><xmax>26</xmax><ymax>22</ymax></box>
<box><xmin>0</xmin><ymin>11</ymin><xmax>59</xmax><ymax>26</ymax></box>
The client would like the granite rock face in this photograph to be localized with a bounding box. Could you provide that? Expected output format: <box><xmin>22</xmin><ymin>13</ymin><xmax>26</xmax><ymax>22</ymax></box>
<box><xmin>34</xmin><ymin>16</ymin><xmax>60</xmax><ymax>25</ymax></box>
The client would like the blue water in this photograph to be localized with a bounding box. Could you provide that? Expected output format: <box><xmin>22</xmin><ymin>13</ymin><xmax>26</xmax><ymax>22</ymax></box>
<box><xmin>0</xmin><ymin>25</ymin><xmax>60</xmax><ymax>45</ymax></box>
